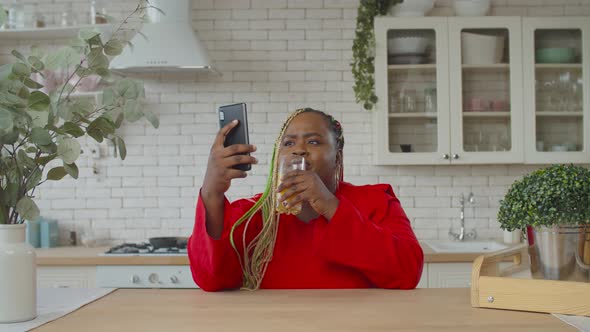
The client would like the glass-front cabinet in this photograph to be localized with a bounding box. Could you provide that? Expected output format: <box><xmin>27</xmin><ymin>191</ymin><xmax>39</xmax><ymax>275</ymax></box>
<box><xmin>374</xmin><ymin>16</ymin><xmax>589</xmax><ymax>165</ymax></box>
<box><xmin>374</xmin><ymin>17</ymin><xmax>523</xmax><ymax>165</ymax></box>
<box><xmin>523</xmin><ymin>18</ymin><xmax>590</xmax><ymax>164</ymax></box>
<box><xmin>448</xmin><ymin>18</ymin><xmax>523</xmax><ymax>164</ymax></box>
<box><xmin>374</xmin><ymin>17</ymin><xmax>450</xmax><ymax>165</ymax></box>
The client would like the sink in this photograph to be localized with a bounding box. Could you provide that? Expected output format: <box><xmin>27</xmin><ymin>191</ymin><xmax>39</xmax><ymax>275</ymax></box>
<box><xmin>425</xmin><ymin>240</ymin><xmax>508</xmax><ymax>253</ymax></box>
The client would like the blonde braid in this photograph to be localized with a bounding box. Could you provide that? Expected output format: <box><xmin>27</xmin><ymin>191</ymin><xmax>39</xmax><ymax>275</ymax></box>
<box><xmin>230</xmin><ymin>108</ymin><xmax>308</xmax><ymax>290</ymax></box>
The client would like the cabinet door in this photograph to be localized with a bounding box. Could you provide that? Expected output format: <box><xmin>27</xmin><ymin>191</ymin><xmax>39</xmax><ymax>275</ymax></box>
<box><xmin>37</xmin><ymin>266</ymin><xmax>97</xmax><ymax>288</ymax></box>
<box><xmin>416</xmin><ymin>263</ymin><xmax>428</xmax><ymax>288</ymax></box>
<box><xmin>448</xmin><ymin>17</ymin><xmax>524</xmax><ymax>164</ymax></box>
<box><xmin>374</xmin><ymin>17</ymin><xmax>451</xmax><ymax>165</ymax></box>
<box><xmin>428</xmin><ymin>262</ymin><xmax>472</xmax><ymax>288</ymax></box>
<box><xmin>523</xmin><ymin>17</ymin><xmax>590</xmax><ymax>164</ymax></box>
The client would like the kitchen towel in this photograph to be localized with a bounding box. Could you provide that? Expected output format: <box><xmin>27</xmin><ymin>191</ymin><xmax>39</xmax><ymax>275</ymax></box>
<box><xmin>553</xmin><ymin>314</ymin><xmax>590</xmax><ymax>332</ymax></box>
<box><xmin>0</xmin><ymin>287</ymin><xmax>116</xmax><ymax>332</ymax></box>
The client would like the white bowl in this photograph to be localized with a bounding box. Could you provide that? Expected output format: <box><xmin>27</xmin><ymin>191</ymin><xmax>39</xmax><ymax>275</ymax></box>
<box><xmin>461</xmin><ymin>32</ymin><xmax>505</xmax><ymax>64</ymax></box>
<box><xmin>454</xmin><ymin>0</ymin><xmax>490</xmax><ymax>16</ymax></box>
<box><xmin>389</xmin><ymin>0</ymin><xmax>435</xmax><ymax>16</ymax></box>
<box><xmin>388</xmin><ymin>36</ymin><xmax>429</xmax><ymax>55</ymax></box>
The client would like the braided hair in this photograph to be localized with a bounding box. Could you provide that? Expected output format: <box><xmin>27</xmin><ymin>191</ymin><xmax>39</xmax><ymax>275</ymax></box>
<box><xmin>229</xmin><ymin>108</ymin><xmax>344</xmax><ymax>290</ymax></box>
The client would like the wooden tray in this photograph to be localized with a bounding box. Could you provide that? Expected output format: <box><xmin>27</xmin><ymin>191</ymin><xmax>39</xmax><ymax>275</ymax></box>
<box><xmin>471</xmin><ymin>244</ymin><xmax>590</xmax><ymax>316</ymax></box>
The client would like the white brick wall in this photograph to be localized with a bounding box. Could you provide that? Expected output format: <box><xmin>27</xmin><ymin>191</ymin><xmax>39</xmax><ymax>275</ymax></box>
<box><xmin>1</xmin><ymin>0</ymin><xmax>589</xmax><ymax>245</ymax></box>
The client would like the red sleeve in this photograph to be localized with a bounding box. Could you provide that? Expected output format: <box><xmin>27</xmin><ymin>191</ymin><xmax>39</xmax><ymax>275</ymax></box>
<box><xmin>312</xmin><ymin>184</ymin><xmax>424</xmax><ymax>289</ymax></box>
<box><xmin>187</xmin><ymin>191</ymin><xmax>260</xmax><ymax>292</ymax></box>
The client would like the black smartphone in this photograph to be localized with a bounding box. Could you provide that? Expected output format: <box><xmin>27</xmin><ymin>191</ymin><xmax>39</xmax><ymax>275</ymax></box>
<box><xmin>218</xmin><ymin>103</ymin><xmax>251</xmax><ymax>171</ymax></box>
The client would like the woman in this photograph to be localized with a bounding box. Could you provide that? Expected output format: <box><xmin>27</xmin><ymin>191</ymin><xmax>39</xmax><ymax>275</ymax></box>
<box><xmin>188</xmin><ymin>108</ymin><xmax>423</xmax><ymax>291</ymax></box>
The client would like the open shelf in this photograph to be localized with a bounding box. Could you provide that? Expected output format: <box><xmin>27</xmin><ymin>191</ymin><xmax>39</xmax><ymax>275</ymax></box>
<box><xmin>0</xmin><ymin>24</ymin><xmax>112</xmax><ymax>40</ymax></box>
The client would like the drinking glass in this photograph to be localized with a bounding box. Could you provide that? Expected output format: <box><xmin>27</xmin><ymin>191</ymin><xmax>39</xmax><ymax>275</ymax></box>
<box><xmin>276</xmin><ymin>155</ymin><xmax>306</xmax><ymax>215</ymax></box>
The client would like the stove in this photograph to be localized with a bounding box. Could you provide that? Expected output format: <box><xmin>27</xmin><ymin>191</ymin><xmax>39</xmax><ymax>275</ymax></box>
<box><xmin>103</xmin><ymin>242</ymin><xmax>188</xmax><ymax>256</ymax></box>
<box><xmin>97</xmin><ymin>242</ymin><xmax>198</xmax><ymax>289</ymax></box>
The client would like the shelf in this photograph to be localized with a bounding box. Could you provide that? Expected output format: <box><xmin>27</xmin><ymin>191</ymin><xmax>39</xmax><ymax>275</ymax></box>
<box><xmin>388</xmin><ymin>64</ymin><xmax>436</xmax><ymax>71</ymax></box>
<box><xmin>462</xmin><ymin>64</ymin><xmax>510</xmax><ymax>70</ymax></box>
<box><xmin>535</xmin><ymin>64</ymin><xmax>582</xmax><ymax>69</ymax></box>
<box><xmin>70</xmin><ymin>91</ymin><xmax>102</xmax><ymax>98</ymax></box>
<box><xmin>389</xmin><ymin>112</ymin><xmax>438</xmax><ymax>118</ymax></box>
<box><xmin>535</xmin><ymin>111</ymin><xmax>583</xmax><ymax>117</ymax></box>
<box><xmin>462</xmin><ymin>111</ymin><xmax>511</xmax><ymax>117</ymax></box>
<box><xmin>0</xmin><ymin>24</ymin><xmax>112</xmax><ymax>40</ymax></box>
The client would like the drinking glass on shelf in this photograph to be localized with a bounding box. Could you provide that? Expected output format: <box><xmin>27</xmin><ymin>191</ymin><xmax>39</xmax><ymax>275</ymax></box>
<box><xmin>401</xmin><ymin>88</ymin><xmax>416</xmax><ymax>113</ymax></box>
<box><xmin>389</xmin><ymin>91</ymin><xmax>400</xmax><ymax>113</ymax></box>
<box><xmin>557</xmin><ymin>72</ymin><xmax>572</xmax><ymax>112</ymax></box>
<box><xmin>61</xmin><ymin>3</ymin><xmax>78</xmax><ymax>27</ymax></box>
<box><xmin>571</xmin><ymin>77</ymin><xmax>583</xmax><ymax>112</ymax></box>
<box><xmin>276</xmin><ymin>155</ymin><xmax>306</xmax><ymax>215</ymax></box>
<box><xmin>424</xmin><ymin>87</ymin><xmax>437</xmax><ymax>113</ymax></box>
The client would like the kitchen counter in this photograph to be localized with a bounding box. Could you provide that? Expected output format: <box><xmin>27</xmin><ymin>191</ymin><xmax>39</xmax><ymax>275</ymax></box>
<box><xmin>35</xmin><ymin>242</ymin><xmax>492</xmax><ymax>266</ymax></box>
<box><xmin>32</xmin><ymin>288</ymin><xmax>574</xmax><ymax>331</ymax></box>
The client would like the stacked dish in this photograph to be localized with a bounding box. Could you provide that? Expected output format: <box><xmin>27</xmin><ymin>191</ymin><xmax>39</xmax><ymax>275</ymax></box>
<box><xmin>461</xmin><ymin>32</ymin><xmax>505</xmax><ymax>64</ymax></box>
<box><xmin>535</xmin><ymin>48</ymin><xmax>576</xmax><ymax>63</ymax></box>
<box><xmin>388</xmin><ymin>35</ymin><xmax>430</xmax><ymax>64</ymax></box>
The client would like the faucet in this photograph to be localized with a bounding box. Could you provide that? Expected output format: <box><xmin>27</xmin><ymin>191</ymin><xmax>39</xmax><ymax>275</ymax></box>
<box><xmin>449</xmin><ymin>192</ymin><xmax>477</xmax><ymax>241</ymax></box>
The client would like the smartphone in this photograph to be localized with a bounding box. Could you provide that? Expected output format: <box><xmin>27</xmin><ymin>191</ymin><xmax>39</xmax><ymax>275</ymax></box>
<box><xmin>218</xmin><ymin>103</ymin><xmax>251</xmax><ymax>171</ymax></box>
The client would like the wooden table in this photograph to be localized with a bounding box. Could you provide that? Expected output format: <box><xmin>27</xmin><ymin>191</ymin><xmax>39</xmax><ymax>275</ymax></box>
<box><xmin>33</xmin><ymin>288</ymin><xmax>574</xmax><ymax>331</ymax></box>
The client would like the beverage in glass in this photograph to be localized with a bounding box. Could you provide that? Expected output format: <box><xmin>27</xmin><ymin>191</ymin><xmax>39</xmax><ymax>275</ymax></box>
<box><xmin>276</xmin><ymin>155</ymin><xmax>305</xmax><ymax>215</ymax></box>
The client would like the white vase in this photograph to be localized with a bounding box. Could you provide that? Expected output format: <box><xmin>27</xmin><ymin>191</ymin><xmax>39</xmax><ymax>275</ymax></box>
<box><xmin>0</xmin><ymin>224</ymin><xmax>37</xmax><ymax>323</ymax></box>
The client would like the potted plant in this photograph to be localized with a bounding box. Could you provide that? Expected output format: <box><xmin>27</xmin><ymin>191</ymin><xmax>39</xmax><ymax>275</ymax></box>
<box><xmin>498</xmin><ymin>164</ymin><xmax>590</xmax><ymax>281</ymax></box>
<box><xmin>351</xmin><ymin>0</ymin><xmax>403</xmax><ymax>111</ymax></box>
<box><xmin>0</xmin><ymin>1</ymin><xmax>158</xmax><ymax>323</ymax></box>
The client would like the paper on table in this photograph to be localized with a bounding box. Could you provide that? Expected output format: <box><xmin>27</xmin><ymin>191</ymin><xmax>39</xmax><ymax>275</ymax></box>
<box><xmin>553</xmin><ymin>314</ymin><xmax>590</xmax><ymax>332</ymax></box>
<box><xmin>0</xmin><ymin>287</ymin><xmax>116</xmax><ymax>332</ymax></box>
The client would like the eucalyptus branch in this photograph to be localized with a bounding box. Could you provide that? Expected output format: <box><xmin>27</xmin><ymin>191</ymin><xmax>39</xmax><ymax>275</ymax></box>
<box><xmin>0</xmin><ymin>0</ymin><xmax>157</xmax><ymax>224</ymax></box>
<box><xmin>57</xmin><ymin>60</ymin><xmax>84</xmax><ymax>105</ymax></box>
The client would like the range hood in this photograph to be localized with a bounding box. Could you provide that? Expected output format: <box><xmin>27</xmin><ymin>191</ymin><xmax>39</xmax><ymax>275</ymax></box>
<box><xmin>110</xmin><ymin>0</ymin><xmax>213</xmax><ymax>72</ymax></box>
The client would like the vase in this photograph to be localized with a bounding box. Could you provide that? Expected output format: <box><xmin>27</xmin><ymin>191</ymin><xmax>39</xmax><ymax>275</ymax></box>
<box><xmin>527</xmin><ymin>224</ymin><xmax>590</xmax><ymax>282</ymax></box>
<box><xmin>0</xmin><ymin>224</ymin><xmax>37</xmax><ymax>323</ymax></box>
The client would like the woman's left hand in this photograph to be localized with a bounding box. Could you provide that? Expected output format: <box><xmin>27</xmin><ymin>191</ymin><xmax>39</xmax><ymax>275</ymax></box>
<box><xmin>276</xmin><ymin>170</ymin><xmax>339</xmax><ymax>219</ymax></box>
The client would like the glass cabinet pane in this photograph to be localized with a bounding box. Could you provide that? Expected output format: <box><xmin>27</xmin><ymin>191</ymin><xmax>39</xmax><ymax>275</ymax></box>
<box><xmin>386</xmin><ymin>29</ymin><xmax>437</xmax><ymax>153</ymax></box>
<box><xmin>533</xmin><ymin>29</ymin><xmax>583</xmax><ymax>152</ymax></box>
<box><xmin>459</xmin><ymin>28</ymin><xmax>512</xmax><ymax>153</ymax></box>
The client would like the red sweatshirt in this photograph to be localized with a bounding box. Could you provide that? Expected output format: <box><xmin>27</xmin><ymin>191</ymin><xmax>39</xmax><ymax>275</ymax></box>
<box><xmin>188</xmin><ymin>182</ymin><xmax>424</xmax><ymax>291</ymax></box>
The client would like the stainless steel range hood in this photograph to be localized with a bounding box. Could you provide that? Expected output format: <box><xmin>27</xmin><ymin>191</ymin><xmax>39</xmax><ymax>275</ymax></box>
<box><xmin>110</xmin><ymin>0</ymin><xmax>213</xmax><ymax>72</ymax></box>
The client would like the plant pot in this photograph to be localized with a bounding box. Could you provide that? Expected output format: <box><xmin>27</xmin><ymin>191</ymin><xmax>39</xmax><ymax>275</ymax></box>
<box><xmin>527</xmin><ymin>224</ymin><xmax>590</xmax><ymax>282</ymax></box>
<box><xmin>0</xmin><ymin>224</ymin><xmax>37</xmax><ymax>323</ymax></box>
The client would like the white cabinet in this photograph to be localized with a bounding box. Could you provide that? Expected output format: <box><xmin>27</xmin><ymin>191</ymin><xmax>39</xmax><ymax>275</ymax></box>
<box><xmin>374</xmin><ymin>17</ymin><xmax>523</xmax><ymax>165</ymax></box>
<box><xmin>522</xmin><ymin>18</ymin><xmax>590</xmax><ymax>163</ymax></box>
<box><xmin>427</xmin><ymin>263</ymin><xmax>473</xmax><ymax>288</ymax></box>
<box><xmin>37</xmin><ymin>266</ymin><xmax>97</xmax><ymax>288</ymax></box>
<box><xmin>374</xmin><ymin>16</ymin><xmax>589</xmax><ymax>165</ymax></box>
<box><xmin>0</xmin><ymin>24</ymin><xmax>111</xmax><ymax>41</ymax></box>
<box><xmin>416</xmin><ymin>263</ymin><xmax>429</xmax><ymax>288</ymax></box>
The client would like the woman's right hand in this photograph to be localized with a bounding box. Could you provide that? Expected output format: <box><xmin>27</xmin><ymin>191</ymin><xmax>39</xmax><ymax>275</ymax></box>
<box><xmin>202</xmin><ymin>120</ymin><xmax>258</xmax><ymax>196</ymax></box>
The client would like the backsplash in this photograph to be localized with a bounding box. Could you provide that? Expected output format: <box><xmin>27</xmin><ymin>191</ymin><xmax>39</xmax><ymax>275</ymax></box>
<box><xmin>1</xmin><ymin>0</ymin><xmax>589</xmax><ymax>245</ymax></box>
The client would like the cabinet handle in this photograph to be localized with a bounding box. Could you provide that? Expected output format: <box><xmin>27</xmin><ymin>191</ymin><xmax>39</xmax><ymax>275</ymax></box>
<box><xmin>442</xmin><ymin>154</ymin><xmax>449</xmax><ymax>159</ymax></box>
<box><xmin>453</xmin><ymin>154</ymin><xmax>459</xmax><ymax>159</ymax></box>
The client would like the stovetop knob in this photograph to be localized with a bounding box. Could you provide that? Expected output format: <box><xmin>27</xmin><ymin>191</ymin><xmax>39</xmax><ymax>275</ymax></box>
<box><xmin>148</xmin><ymin>273</ymin><xmax>159</xmax><ymax>283</ymax></box>
<box><xmin>170</xmin><ymin>275</ymin><xmax>179</xmax><ymax>284</ymax></box>
<box><xmin>131</xmin><ymin>275</ymin><xmax>140</xmax><ymax>284</ymax></box>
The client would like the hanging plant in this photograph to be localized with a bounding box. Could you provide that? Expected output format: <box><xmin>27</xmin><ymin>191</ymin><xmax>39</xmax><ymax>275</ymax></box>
<box><xmin>351</xmin><ymin>0</ymin><xmax>402</xmax><ymax>111</ymax></box>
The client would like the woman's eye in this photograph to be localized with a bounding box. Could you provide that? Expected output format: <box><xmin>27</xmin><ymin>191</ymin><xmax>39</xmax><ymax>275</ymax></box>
<box><xmin>308</xmin><ymin>140</ymin><xmax>319</xmax><ymax>145</ymax></box>
<box><xmin>283</xmin><ymin>141</ymin><xmax>294</xmax><ymax>147</ymax></box>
